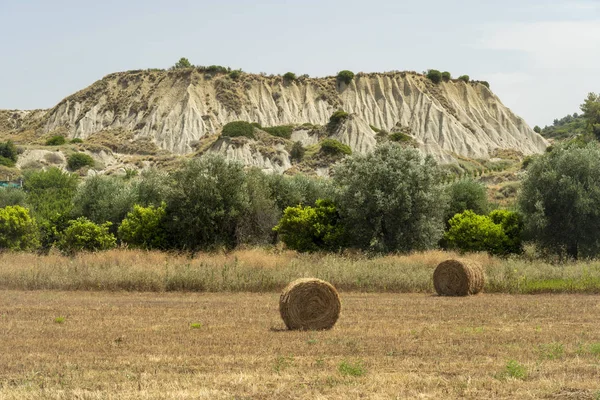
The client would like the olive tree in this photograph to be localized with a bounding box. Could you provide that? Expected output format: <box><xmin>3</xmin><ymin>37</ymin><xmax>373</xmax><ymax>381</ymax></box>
<box><xmin>518</xmin><ymin>142</ymin><xmax>600</xmax><ymax>259</ymax></box>
<box><xmin>333</xmin><ymin>143</ymin><xmax>447</xmax><ymax>252</ymax></box>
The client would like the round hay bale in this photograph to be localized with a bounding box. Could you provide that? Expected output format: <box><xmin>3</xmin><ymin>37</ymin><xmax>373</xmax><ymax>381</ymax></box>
<box><xmin>433</xmin><ymin>259</ymin><xmax>485</xmax><ymax>296</ymax></box>
<box><xmin>279</xmin><ymin>278</ymin><xmax>341</xmax><ymax>330</ymax></box>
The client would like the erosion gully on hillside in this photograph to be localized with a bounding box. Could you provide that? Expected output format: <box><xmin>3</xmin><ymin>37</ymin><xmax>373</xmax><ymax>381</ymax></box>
<box><xmin>1</xmin><ymin>291</ymin><xmax>599</xmax><ymax>399</ymax></box>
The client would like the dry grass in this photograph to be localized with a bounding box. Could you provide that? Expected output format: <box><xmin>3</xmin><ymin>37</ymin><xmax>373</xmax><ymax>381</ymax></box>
<box><xmin>1</xmin><ymin>249</ymin><xmax>600</xmax><ymax>294</ymax></box>
<box><xmin>1</xmin><ymin>291</ymin><xmax>600</xmax><ymax>399</ymax></box>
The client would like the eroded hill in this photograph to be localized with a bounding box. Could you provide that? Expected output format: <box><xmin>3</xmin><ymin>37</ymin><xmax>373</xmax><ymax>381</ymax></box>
<box><xmin>0</xmin><ymin>68</ymin><xmax>547</xmax><ymax>175</ymax></box>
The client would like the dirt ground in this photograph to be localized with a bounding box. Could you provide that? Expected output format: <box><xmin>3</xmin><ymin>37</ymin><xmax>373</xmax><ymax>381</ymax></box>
<box><xmin>1</xmin><ymin>291</ymin><xmax>599</xmax><ymax>399</ymax></box>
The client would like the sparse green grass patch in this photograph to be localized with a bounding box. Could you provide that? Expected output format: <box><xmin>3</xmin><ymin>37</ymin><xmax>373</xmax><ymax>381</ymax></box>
<box><xmin>338</xmin><ymin>360</ymin><xmax>366</xmax><ymax>377</ymax></box>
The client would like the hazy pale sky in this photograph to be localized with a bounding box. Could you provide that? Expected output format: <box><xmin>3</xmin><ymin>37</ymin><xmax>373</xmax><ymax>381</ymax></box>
<box><xmin>1</xmin><ymin>0</ymin><xmax>598</xmax><ymax>127</ymax></box>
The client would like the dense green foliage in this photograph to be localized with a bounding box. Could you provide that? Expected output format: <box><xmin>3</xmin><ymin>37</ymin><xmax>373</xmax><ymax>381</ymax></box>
<box><xmin>262</xmin><ymin>125</ymin><xmax>294</xmax><ymax>139</ymax></box>
<box><xmin>221</xmin><ymin>121</ymin><xmax>255</xmax><ymax>139</ymax></box>
<box><xmin>23</xmin><ymin>168</ymin><xmax>78</xmax><ymax>223</ymax></box>
<box><xmin>580</xmin><ymin>92</ymin><xmax>600</xmax><ymax>139</ymax></box>
<box><xmin>0</xmin><ymin>205</ymin><xmax>39</xmax><ymax>251</ymax></box>
<box><xmin>274</xmin><ymin>199</ymin><xmax>344</xmax><ymax>252</ymax></box>
<box><xmin>0</xmin><ymin>140</ymin><xmax>18</xmax><ymax>167</ymax></box>
<box><xmin>266</xmin><ymin>173</ymin><xmax>334</xmax><ymax>211</ymax></box>
<box><xmin>444</xmin><ymin>211</ymin><xmax>505</xmax><ymax>254</ymax></box>
<box><xmin>45</xmin><ymin>135</ymin><xmax>66</xmax><ymax>146</ymax></box>
<box><xmin>327</xmin><ymin>110</ymin><xmax>349</xmax><ymax>132</ymax></box>
<box><xmin>458</xmin><ymin>75</ymin><xmax>470</xmax><ymax>83</ymax></box>
<box><xmin>489</xmin><ymin>209</ymin><xmax>524</xmax><ymax>255</ymax></box>
<box><xmin>320</xmin><ymin>139</ymin><xmax>352</xmax><ymax>156</ymax></box>
<box><xmin>389</xmin><ymin>132</ymin><xmax>413</xmax><ymax>143</ymax></box>
<box><xmin>444</xmin><ymin>179</ymin><xmax>489</xmax><ymax>225</ymax></box>
<box><xmin>236</xmin><ymin>169</ymin><xmax>280</xmax><ymax>245</ymax></box>
<box><xmin>57</xmin><ymin>217</ymin><xmax>116</xmax><ymax>254</ymax></box>
<box><xmin>23</xmin><ymin>168</ymin><xmax>79</xmax><ymax>249</ymax></box>
<box><xmin>540</xmin><ymin>113</ymin><xmax>586</xmax><ymax>140</ymax></box>
<box><xmin>444</xmin><ymin>210</ymin><xmax>523</xmax><ymax>255</ymax></box>
<box><xmin>70</xmin><ymin>138</ymin><xmax>84</xmax><ymax>144</ymax></box>
<box><xmin>67</xmin><ymin>153</ymin><xmax>94</xmax><ymax>170</ymax></box>
<box><xmin>519</xmin><ymin>142</ymin><xmax>600</xmax><ymax>259</ymax></box>
<box><xmin>283</xmin><ymin>72</ymin><xmax>297</xmax><ymax>82</ymax></box>
<box><xmin>173</xmin><ymin>57</ymin><xmax>192</xmax><ymax>69</ymax></box>
<box><xmin>427</xmin><ymin>69</ymin><xmax>442</xmax><ymax>84</ymax></box>
<box><xmin>337</xmin><ymin>70</ymin><xmax>355</xmax><ymax>85</ymax></box>
<box><xmin>290</xmin><ymin>141</ymin><xmax>305</xmax><ymax>162</ymax></box>
<box><xmin>118</xmin><ymin>203</ymin><xmax>167</xmax><ymax>249</ymax></box>
<box><xmin>334</xmin><ymin>143</ymin><xmax>446</xmax><ymax>252</ymax></box>
<box><xmin>165</xmin><ymin>155</ymin><xmax>249</xmax><ymax>250</ymax></box>
<box><xmin>0</xmin><ymin>187</ymin><xmax>26</xmax><ymax>208</ymax></box>
<box><xmin>72</xmin><ymin>175</ymin><xmax>136</xmax><ymax>233</ymax></box>
<box><xmin>228</xmin><ymin>69</ymin><xmax>242</xmax><ymax>80</ymax></box>
<box><xmin>441</xmin><ymin>71</ymin><xmax>451</xmax><ymax>82</ymax></box>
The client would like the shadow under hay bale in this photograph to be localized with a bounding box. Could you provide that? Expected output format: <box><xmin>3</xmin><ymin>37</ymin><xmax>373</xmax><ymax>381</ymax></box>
<box><xmin>433</xmin><ymin>259</ymin><xmax>485</xmax><ymax>296</ymax></box>
<box><xmin>279</xmin><ymin>278</ymin><xmax>341</xmax><ymax>330</ymax></box>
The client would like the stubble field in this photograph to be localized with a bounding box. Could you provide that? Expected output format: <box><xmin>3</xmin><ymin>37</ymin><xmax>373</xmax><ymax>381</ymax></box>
<box><xmin>1</xmin><ymin>290</ymin><xmax>600</xmax><ymax>399</ymax></box>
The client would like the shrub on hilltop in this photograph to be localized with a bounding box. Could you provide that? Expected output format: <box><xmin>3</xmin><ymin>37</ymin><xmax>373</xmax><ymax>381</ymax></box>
<box><xmin>427</xmin><ymin>69</ymin><xmax>442</xmax><ymax>84</ymax></box>
<box><xmin>337</xmin><ymin>70</ymin><xmax>355</xmax><ymax>85</ymax></box>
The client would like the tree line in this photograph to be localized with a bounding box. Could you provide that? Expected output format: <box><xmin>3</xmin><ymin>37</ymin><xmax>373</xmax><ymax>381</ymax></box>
<box><xmin>1</xmin><ymin>141</ymin><xmax>600</xmax><ymax>259</ymax></box>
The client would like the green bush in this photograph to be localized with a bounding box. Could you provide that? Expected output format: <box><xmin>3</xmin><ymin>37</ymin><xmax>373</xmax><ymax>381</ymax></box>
<box><xmin>72</xmin><ymin>175</ymin><xmax>136</xmax><ymax>233</ymax></box>
<box><xmin>444</xmin><ymin>210</ymin><xmax>523</xmax><ymax>255</ymax></box>
<box><xmin>334</xmin><ymin>143</ymin><xmax>446</xmax><ymax>252</ymax></box>
<box><xmin>221</xmin><ymin>121</ymin><xmax>255</xmax><ymax>139</ymax></box>
<box><xmin>458</xmin><ymin>75</ymin><xmax>470</xmax><ymax>83</ymax></box>
<box><xmin>228</xmin><ymin>69</ymin><xmax>242</xmax><ymax>80</ymax></box>
<box><xmin>173</xmin><ymin>57</ymin><xmax>192</xmax><ymax>69</ymax></box>
<box><xmin>0</xmin><ymin>140</ymin><xmax>18</xmax><ymax>167</ymax></box>
<box><xmin>236</xmin><ymin>169</ymin><xmax>281</xmax><ymax>245</ymax></box>
<box><xmin>444</xmin><ymin>211</ymin><xmax>506</xmax><ymax>255</ymax></box>
<box><xmin>266</xmin><ymin>173</ymin><xmax>334</xmax><ymax>211</ymax></box>
<box><xmin>45</xmin><ymin>136</ymin><xmax>66</xmax><ymax>146</ymax></box>
<box><xmin>165</xmin><ymin>154</ymin><xmax>250</xmax><ymax>250</ymax></box>
<box><xmin>118</xmin><ymin>203</ymin><xmax>167</xmax><ymax>249</ymax></box>
<box><xmin>337</xmin><ymin>70</ymin><xmax>355</xmax><ymax>85</ymax></box>
<box><xmin>444</xmin><ymin>179</ymin><xmax>489</xmax><ymax>225</ymax></box>
<box><xmin>205</xmin><ymin>65</ymin><xmax>229</xmax><ymax>74</ymax></box>
<box><xmin>327</xmin><ymin>110</ymin><xmax>349</xmax><ymax>132</ymax></box>
<box><xmin>320</xmin><ymin>139</ymin><xmax>352</xmax><ymax>156</ymax></box>
<box><xmin>427</xmin><ymin>69</ymin><xmax>442</xmax><ymax>84</ymax></box>
<box><xmin>67</xmin><ymin>153</ymin><xmax>94</xmax><ymax>171</ymax></box>
<box><xmin>283</xmin><ymin>72</ymin><xmax>297</xmax><ymax>82</ymax></box>
<box><xmin>489</xmin><ymin>209</ymin><xmax>524</xmax><ymax>254</ymax></box>
<box><xmin>70</xmin><ymin>138</ymin><xmax>84</xmax><ymax>144</ymax></box>
<box><xmin>23</xmin><ymin>168</ymin><xmax>79</xmax><ymax>249</ymax></box>
<box><xmin>389</xmin><ymin>132</ymin><xmax>412</xmax><ymax>143</ymax></box>
<box><xmin>0</xmin><ymin>187</ymin><xmax>26</xmax><ymax>208</ymax></box>
<box><xmin>290</xmin><ymin>141</ymin><xmax>305</xmax><ymax>162</ymax></box>
<box><xmin>441</xmin><ymin>71</ymin><xmax>451</xmax><ymax>82</ymax></box>
<box><xmin>274</xmin><ymin>199</ymin><xmax>344</xmax><ymax>252</ymax></box>
<box><xmin>480</xmin><ymin>81</ymin><xmax>490</xmax><ymax>88</ymax></box>
<box><xmin>57</xmin><ymin>217</ymin><xmax>116</xmax><ymax>254</ymax></box>
<box><xmin>0</xmin><ymin>205</ymin><xmax>39</xmax><ymax>251</ymax></box>
<box><xmin>263</xmin><ymin>125</ymin><xmax>294</xmax><ymax>139</ymax></box>
<box><xmin>533</xmin><ymin>125</ymin><xmax>542</xmax><ymax>133</ymax></box>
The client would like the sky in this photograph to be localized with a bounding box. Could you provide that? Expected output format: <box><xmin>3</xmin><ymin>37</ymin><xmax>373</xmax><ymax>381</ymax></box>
<box><xmin>0</xmin><ymin>0</ymin><xmax>598</xmax><ymax>127</ymax></box>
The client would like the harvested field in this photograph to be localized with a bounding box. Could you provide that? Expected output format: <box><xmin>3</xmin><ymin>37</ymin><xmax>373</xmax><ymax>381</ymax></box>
<box><xmin>1</xmin><ymin>291</ymin><xmax>600</xmax><ymax>399</ymax></box>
